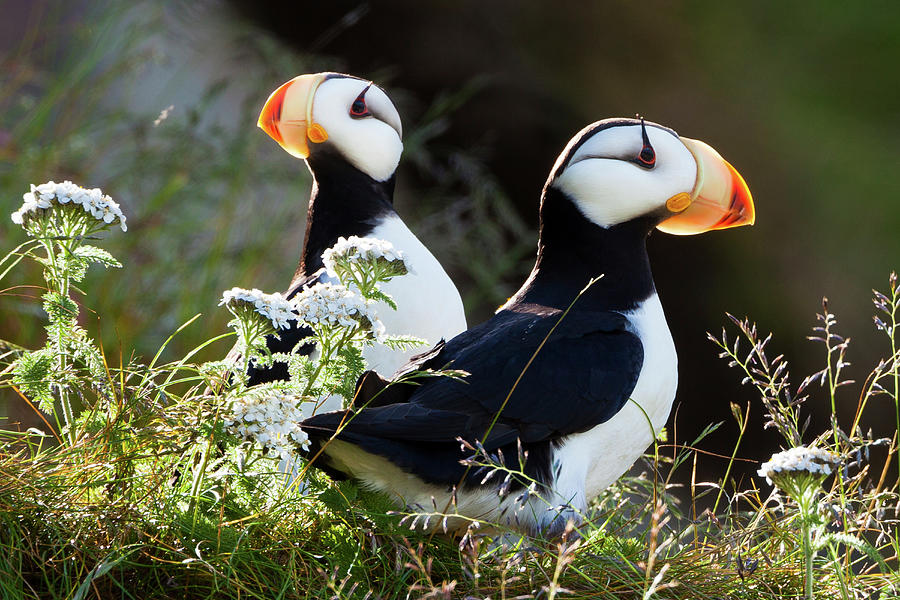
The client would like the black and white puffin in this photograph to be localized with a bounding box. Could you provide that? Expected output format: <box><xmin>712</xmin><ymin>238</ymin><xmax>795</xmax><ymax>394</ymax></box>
<box><xmin>248</xmin><ymin>73</ymin><xmax>467</xmax><ymax>397</ymax></box>
<box><xmin>301</xmin><ymin>118</ymin><xmax>754</xmax><ymax>535</ymax></box>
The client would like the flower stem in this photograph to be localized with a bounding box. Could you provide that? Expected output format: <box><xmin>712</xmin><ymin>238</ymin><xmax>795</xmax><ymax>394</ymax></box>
<box><xmin>801</xmin><ymin>514</ymin><xmax>814</xmax><ymax>600</ymax></box>
<box><xmin>302</xmin><ymin>327</ymin><xmax>355</xmax><ymax>406</ymax></box>
<box><xmin>42</xmin><ymin>230</ymin><xmax>76</xmax><ymax>445</ymax></box>
<box><xmin>190</xmin><ymin>403</ymin><xmax>221</xmax><ymax>525</ymax></box>
<box><xmin>826</xmin><ymin>543</ymin><xmax>851</xmax><ymax>600</ymax></box>
<box><xmin>889</xmin><ymin>276</ymin><xmax>899</xmax><ymax>487</ymax></box>
<box><xmin>795</xmin><ymin>486</ymin><xmax>829</xmax><ymax>600</ymax></box>
<box><xmin>190</xmin><ymin>440</ymin><xmax>211</xmax><ymax>525</ymax></box>
<box><xmin>237</xmin><ymin>320</ymin><xmax>258</xmax><ymax>391</ymax></box>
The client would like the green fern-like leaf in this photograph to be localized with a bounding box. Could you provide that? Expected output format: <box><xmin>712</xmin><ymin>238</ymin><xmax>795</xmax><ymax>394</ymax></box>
<box><xmin>379</xmin><ymin>335</ymin><xmax>426</xmax><ymax>351</ymax></box>
<box><xmin>42</xmin><ymin>291</ymin><xmax>78</xmax><ymax>324</ymax></box>
<box><xmin>12</xmin><ymin>348</ymin><xmax>56</xmax><ymax>413</ymax></box>
<box><xmin>199</xmin><ymin>359</ymin><xmax>233</xmax><ymax>389</ymax></box>
<box><xmin>333</xmin><ymin>344</ymin><xmax>366</xmax><ymax>401</ymax></box>
<box><xmin>818</xmin><ymin>531</ymin><xmax>889</xmax><ymax>571</ymax></box>
<box><xmin>67</xmin><ymin>323</ymin><xmax>108</xmax><ymax>390</ymax></box>
<box><xmin>73</xmin><ymin>245</ymin><xmax>122</xmax><ymax>269</ymax></box>
<box><xmin>287</xmin><ymin>353</ymin><xmax>318</xmax><ymax>396</ymax></box>
<box><xmin>366</xmin><ymin>288</ymin><xmax>398</xmax><ymax>310</ymax></box>
<box><xmin>67</xmin><ymin>254</ymin><xmax>89</xmax><ymax>283</ymax></box>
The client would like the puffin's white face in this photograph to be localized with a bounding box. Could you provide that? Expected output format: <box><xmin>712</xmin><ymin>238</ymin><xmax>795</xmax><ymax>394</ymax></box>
<box><xmin>550</xmin><ymin>119</ymin><xmax>754</xmax><ymax>234</ymax></box>
<box><xmin>258</xmin><ymin>73</ymin><xmax>403</xmax><ymax>182</ymax></box>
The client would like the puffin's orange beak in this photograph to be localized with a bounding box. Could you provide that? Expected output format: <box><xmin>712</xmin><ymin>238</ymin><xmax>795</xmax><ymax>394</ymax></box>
<box><xmin>257</xmin><ymin>73</ymin><xmax>329</xmax><ymax>159</ymax></box>
<box><xmin>657</xmin><ymin>137</ymin><xmax>755</xmax><ymax>235</ymax></box>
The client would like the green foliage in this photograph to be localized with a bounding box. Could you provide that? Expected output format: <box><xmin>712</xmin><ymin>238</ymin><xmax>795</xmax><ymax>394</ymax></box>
<box><xmin>322</xmin><ymin>343</ymin><xmax>366</xmax><ymax>402</ymax></box>
<box><xmin>209</xmin><ymin>236</ymin><xmax>426</xmax><ymax>486</ymax></box>
<box><xmin>10</xmin><ymin>348</ymin><xmax>55</xmax><ymax>413</ymax></box>
<box><xmin>72</xmin><ymin>245</ymin><xmax>123</xmax><ymax>271</ymax></box>
<box><xmin>41</xmin><ymin>291</ymin><xmax>78</xmax><ymax>325</ymax></box>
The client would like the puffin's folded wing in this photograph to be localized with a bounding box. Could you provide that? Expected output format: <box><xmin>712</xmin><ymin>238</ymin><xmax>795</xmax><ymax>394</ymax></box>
<box><xmin>302</xmin><ymin>309</ymin><xmax>643</xmax><ymax>485</ymax></box>
<box><xmin>394</xmin><ymin>309</ymin><xmax>645</xmax><ymax>447</ymax></box>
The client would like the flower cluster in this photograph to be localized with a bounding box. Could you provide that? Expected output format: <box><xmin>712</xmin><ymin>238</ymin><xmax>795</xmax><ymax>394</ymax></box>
<box><xmin>758</xmin><ymin>446</ymin><xmax>840</xmax><ymax>507</ymax></box>
<box><xmin>225</xmin><ymin>392</ymin><xmax>310</xmax><ymax>461</ymax></box>
<box><xmin>11</xmin><ymin>180</ymin><xmax>127</xmax><ymax>232</ymax></box>
<box><xmin>322</xmin><ymin>235</ymin><xmax>410</xmax><ymax>286</ymax></box>
<box><xmin>757</xmin><ymin>446</ymin><xmax>840</xmax><ymax>485</ymax></box>
<box><xmin>293</xmin><ymin>281</ymin><xmax>381</xmax><ymax>333</ymax></box>
<box><xmin>220</xmin><ymin>287</ymin><xmax>296</xmax><ymax>330</ymax></box>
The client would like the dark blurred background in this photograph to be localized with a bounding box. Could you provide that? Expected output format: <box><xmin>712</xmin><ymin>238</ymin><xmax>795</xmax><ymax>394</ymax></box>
<box><xmin>2</xmin><ymin>1</ymin><xmax>899</xmax><ymax>490</ymax></box>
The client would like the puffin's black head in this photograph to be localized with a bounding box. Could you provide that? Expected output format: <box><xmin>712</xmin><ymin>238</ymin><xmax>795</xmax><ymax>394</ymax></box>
<box><xmin>546</xmin><ymin>117</ymin><xmax>755</xmax><ymax>235</ymax></box>
<box><xmin>257</xmin><ymin>73</ymin><xmax>403</xmax><ymax>182</ymax></box>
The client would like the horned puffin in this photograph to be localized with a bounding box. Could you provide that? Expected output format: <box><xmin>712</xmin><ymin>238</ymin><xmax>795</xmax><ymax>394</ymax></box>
<box><xmin>301</xmin><ymin>118</ymin><xmax>754</xmax><ymax>535</ymax></box>
<box><xmin>247</xmin><ymin>73</ymin><xmax>467</xmax><ymax>393</ymax></box>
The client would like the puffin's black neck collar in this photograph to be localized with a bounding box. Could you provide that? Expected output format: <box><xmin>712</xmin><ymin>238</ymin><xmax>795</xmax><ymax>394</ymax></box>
<box><xmin>516</xmin><ymin>186</ymin><xmax>657</xmax><ymax>311</ymax></box>
<box><xmin>295</xmin><ymin>148</ymin><xmax>397</xmax><ymax>279</ymax></box>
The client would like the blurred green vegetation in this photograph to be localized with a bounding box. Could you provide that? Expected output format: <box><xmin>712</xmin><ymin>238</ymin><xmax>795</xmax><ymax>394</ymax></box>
<box><xmin>1</xmin><ymin>3</ymin><xmax>310</xmax><ymax>360</ymax></box>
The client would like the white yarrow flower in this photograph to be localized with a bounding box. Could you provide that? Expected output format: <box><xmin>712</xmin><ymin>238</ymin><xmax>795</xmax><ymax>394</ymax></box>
<box><xmin>322</xmin><ymin>235</ymin><xmax>411</xmax><ymax>284</ymax></box>
<box><xmin>225</xmin><ymin>392</ymin><xmax>310</xmax><ymax>461</ymax></box>
<box><xmin>11</xmin><ymin>180</ymin><xmax>127</xmax><ymax>232</ymax></box>
<box><xmin>293</xmin><ymin>281</ymin><xmax>380</xmax><ymax>332</ymax></box>
<box><xmin>757</xmin><ymin>446</ymin><xmax>839</xmax><ymax>484</ymax></box>
<box><xmin>220</xmin><ymin>287</ymin><xmax>297</xmax><ymax>330</ymax></box>
<box><xmin>758</xmin><ymin>446</ymin><xmax>840</xmax><ymax>505</ymax></box>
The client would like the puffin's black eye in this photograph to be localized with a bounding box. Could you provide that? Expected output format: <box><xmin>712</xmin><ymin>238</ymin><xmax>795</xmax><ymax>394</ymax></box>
<box><xmin>637</xmin><ymin>118</ymin><xmax>656</xmax><ymax>168</ymax></box>
<box><xmin>350</xmin><ymin>86</ymin><xmax>372</xmax><ymax>118</ymax></box>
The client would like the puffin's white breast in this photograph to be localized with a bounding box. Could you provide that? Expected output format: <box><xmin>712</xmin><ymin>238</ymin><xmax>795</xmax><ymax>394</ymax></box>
<box><xmin>552</xmin><ymin>292</ymin><xmax>678</xmax><ymax>505</ymax></box>
<box><xmin>362</xmin><ymin>215</ymin><xmax>467</xmax><ymax>375</ymax></box>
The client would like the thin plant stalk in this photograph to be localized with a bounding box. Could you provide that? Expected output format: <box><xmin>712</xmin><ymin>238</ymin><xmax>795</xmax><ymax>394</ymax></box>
<box><xmin>826</xmin><ymin>544</ymin><xmax>851</xmax><ymax>600</ymax></box>
<box><xmin>820</xmin><ymin>306</ymin><xmax>850</xmax><ymax>535</ymax></box>
<box><xmin>887</xmin><ymin>275</ymin><xmax>900</xmax><ymax>486</ymax></box>
<box><xmin>711</xmin><ymin>400</ymin><xmax>750</xmax><ymax>516</ymax></box>
<box><xmin>38</xmin><ymin>222</ymin><xmax>76</xmax><ymax>445</ymax></box>
<box><xmin>789</xmin><ymin>483</ymin><xmax>825</xmax><ymax>600</ymax></box>
<box><xmin>800</xmin><ymin>503</ymin><xmax>815</xmax><ymax>600</ymax></box>
<box><xmin>190</xmin><ymin>401</ymin><xmax>222</xmax><ymax>525</ymax></box>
